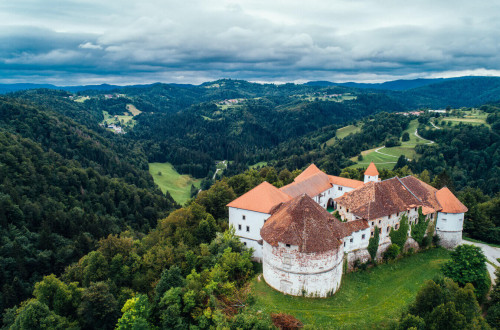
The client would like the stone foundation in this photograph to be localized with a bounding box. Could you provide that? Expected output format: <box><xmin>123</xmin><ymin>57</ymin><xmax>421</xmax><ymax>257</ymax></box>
<box><xmin>436</xmin><ymin>230</ymin><xmax>462</xmax><ymax>249</ymax></box>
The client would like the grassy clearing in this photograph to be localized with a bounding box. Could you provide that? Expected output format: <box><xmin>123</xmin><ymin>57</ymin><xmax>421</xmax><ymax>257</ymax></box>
<box><xmin>249</xmin><ymin>161</ymin><xmax>268</xmax><ymax>169</ymax></box>
<box><xmin>434</xmin><ymin>109</ymin><xmax>489</xmax><ymax>127</ymax></box>
<box><xmin>102</xmin><ymin>111</ymin><xmax>136</xmax><ymax>129</ymax></box>
<box><xmin>73</xmin><ymin>96</ymin><xmax>90</xmax><ymax>103</ymax></box>
<box><xmin>325</xmin><ymin>125</ymin><xmax>362</xmax><ymax>146</ymax></box>
<box><xmin>126</xmin><ymin>104</ymin><xmax>142</xmax><ymax>116</ymax></box>
<box><xmin>149</xmin><ymin>162</ymin><xmax>201</xmax><ymax>205</ymax></box>
<box><xmin>349</xmin><ymin>119</ymin><xmax>432</xmax><ymax>170</ymax></box>
<box><xmin>251</xmin><ymin>248</ymin><xmax>450</xmax><ymax>329</ymax></box>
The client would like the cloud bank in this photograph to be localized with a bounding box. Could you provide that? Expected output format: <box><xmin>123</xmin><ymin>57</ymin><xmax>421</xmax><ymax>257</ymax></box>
<box><xmin>1</xmin><ymin>0</ymin><xmax>500</xmax><ymax>84</ymax></box>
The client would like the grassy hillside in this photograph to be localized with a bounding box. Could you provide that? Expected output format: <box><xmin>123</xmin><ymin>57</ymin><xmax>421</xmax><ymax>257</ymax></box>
<box><xmin>149</xmin><ymin>162</ymin><xmax>201</xmax><ymax>205</ymax></box>
<box><xmin>251</xmin><ymin>248</ymin><xmax>450</xmax><ymax>329</ymax></box>
<box><xmin>349</xmin><ymin>119</ymin><xmax>431</xmax><ymax>170</ymax></box>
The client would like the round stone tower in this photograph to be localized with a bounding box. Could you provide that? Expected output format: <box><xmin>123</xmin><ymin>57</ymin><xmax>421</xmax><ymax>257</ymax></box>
<box><xmin>435</xmin><ymin>187</ymin><xmax>468</xmax><ymax>248</ymax></box>
<box><xmin>260</xmin><ymin>194</ymin><xmax>346</xmax><ymax>297</ymax></box>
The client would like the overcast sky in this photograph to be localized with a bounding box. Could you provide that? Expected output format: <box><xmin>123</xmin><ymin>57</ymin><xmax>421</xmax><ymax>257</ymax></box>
<box><xmin>2</xmin><ymin>0</ymin><xmax>500</xmax><ymax>85</ymax></box>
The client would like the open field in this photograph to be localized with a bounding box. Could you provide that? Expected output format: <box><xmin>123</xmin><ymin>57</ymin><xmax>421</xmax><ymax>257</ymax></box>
<box><xmin>302</xmin><ymin>94</ymin><xmax>357</xmax><ymax>102</ymax></box>
<box><xmin>73</xmin><ymin>96</ymin><xmax>90</xmax><ymax>103</ymax></box>
<box><xmin>325</xmin><ymin>125</ymin><xmax>362</xmax><ymax>146</ymax></box>
<box><xmin>251</xmin><ymin>248</ymin><xmax>450</xmax><ymax>329</ymax></box>
<box><xmin>349</xmin><ymin>119</ymin><xmax>431</xmax><ymax>170</ymax></box>
<box><xmin>126</xmin><ymin>104</ymin><xmax>142</xmax><ymax>116</ymax></box>
<box><xmin>249</xmin><ymin>161</ymin><xmax>268</xmax><ymax>169</ymax></box>
<box><xmin>149</xmin><ymin>162</ymin><xmax>201</xmax><ymax>205</ymax></box>
<box><xmin>102</xmin><ymin>111</ymin><xmax>136</xmax><ymax>128</ymax></box>
<box><xmin>434</xmin><ymin>109</ymin><xmax>489</xmax><ymax>127</ymax></box>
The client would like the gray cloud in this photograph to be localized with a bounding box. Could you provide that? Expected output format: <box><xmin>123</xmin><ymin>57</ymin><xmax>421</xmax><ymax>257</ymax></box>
<box><xmin>1</xmin><ymin>0</ymin><xmax>500</xmax><ymax>84</ymax></box>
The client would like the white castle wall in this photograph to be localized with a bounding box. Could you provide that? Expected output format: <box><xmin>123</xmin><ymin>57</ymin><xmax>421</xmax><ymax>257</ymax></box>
<box><xmin>436</xmin><ymin>212</ymin><xmax>464</xmax><ymax>249</ymax></box>
<box><xmin>262</xmin><ymin>241</ymin><xmax>344</xmax><ymax>297</ymax></box>
<box><xmin>228</xmin><ymin>207</ymin><xmax>270</xmax><ymax>260</ymax></box>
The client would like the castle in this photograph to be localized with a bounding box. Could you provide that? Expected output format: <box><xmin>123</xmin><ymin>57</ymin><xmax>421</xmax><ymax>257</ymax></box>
<box><xmin>227</xmin><ymin>163</ymin><xmax>467</xmax><ymax>297</ymax></box>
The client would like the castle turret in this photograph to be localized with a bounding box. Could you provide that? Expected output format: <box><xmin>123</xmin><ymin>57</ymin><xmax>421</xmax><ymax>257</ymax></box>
<box><xmin>364</xmin><ymin>162</ymin><xmax>379</xmax><ymax>183</ymax></box>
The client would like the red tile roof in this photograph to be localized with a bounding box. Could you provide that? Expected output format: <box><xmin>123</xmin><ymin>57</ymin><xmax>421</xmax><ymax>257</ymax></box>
<box><xmin>364</xmin><ymin>162</ymin><xmax>379</xmax><ymax>176</ymax></box>
<box><xmin>280</xmin><ymin>172</ymin><xmax>332</xmax><ymax>198</ymax></box>
<box><xmin>328</xmin><ymin>175</ymin><xmax>364</xmax><ymax>189</ymax></box>
<box><xmin>436</xmin><ymin>187</ymin><xmax>468</xmax><ymax>213</ymax></box>
<box><xmin>334</xmin><ymin>177</ymin><xmax>421</xmax><ymax>220</ymax></box>
<box><xmin>343</xmin><ymin>219</ymin><xmax>370</xmax><ymax>235</ymax></box>
<box><xmin>400</xmin><ymin>176</ymin><xmax>441</xmax><ymax>215</ymax></box>
<box><xmin>261</xmin><ymin>194</ymin><xmax>346</xmax><ymax>253</ymax></box>
<box><xmin>227</xmin><ymin>181</ymin><xmax>291</xmax><ymax>214</ymax></box>
<box><xmin>294</xmin><ymin>164</ymin><xmax>323</xmax><ymax>182</ymax></box>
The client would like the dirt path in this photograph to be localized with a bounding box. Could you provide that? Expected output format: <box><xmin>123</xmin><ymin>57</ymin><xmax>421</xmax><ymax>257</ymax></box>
<box><xmin>414</xmin><ymin>129</ymin><xmax>434</xmax><ymax>144</ymax></box>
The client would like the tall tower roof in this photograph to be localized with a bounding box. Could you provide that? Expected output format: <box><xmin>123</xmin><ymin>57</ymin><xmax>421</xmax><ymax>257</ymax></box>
<box><xmin>364</xmin><ymin>162</ymin><xmax>379</xmax><ymax>176</ymax></box>
<box><xmin>436</xmin><ymin>187</ymin><xmax>468</xmax><ymax>213</ymax></box>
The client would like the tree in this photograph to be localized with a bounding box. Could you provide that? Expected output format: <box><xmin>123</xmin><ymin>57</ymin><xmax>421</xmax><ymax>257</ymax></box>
<box><xmin>389</xmin><ymin>214</ymin><xmax>408</xmax><ymax>250</ymax></box>
<box><xmin>401</xmin><ymin>132</ymin><xmax>410</xmax><ymax>142</ymax></box>
<box><xmin>393</xmin><ymin>155</ymin><xmax>408</xmax><ymax>170</ymax></box>
<box><xmin>441</xmin><ymin>244</ymin><xmax>490</xmax><ymax>301</ymax></box>
<box><xmin>195</xmin><ymin>181</ymin><xmax>236</xmax><ymax>220</ymax></box>
<box><xmin>411</xmin><ymin>208</ymin><xmax>430</xmax><ymax>246</ymax></box>
<box><xmin>11</xmin><ymin>299</ymin><xmax>73</xmax><ymax>330</ymax></box>
<box><xmin>368</xmin><ymin>226</ymin><xmax>380</xmax><ymax>262</ymax></box>
<box><xmin>78</xmin><ymin>282</ymin><xmax>120</xmax><ymax>329</ymax></box>
<box><xmin>116</xmin><ymin>295</ymin><xmax>151</xmax><ymax>330</ymax></box>
<box><xmin>33</xmin><ymin>274</ymin><xmax>82</xmax><ymax>318</ymax></box>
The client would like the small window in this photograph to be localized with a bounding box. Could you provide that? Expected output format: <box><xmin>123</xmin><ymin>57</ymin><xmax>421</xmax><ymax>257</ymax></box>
<box><xmin>362</xmin><ymin>234</ymin><xmax>366</xmax><ymax>239</ymax></box>
<box><xmin>396</xmin><ymin>212</ymin><xmax>399</xmax><ymax>216</ymax></box>
<box><xmin>238</xmin><ymin>224</ymin><xmax>241</xmax><ymax>230</ymax></box>
<box><xmin>387</xmin><ymin>226</ymin><xmax>390</xmax><ymax>233</ymax></box>
<box><xmin>371</xmin><ymin>221</ymin><xmax>374</xmax><ymax>226</ymax></box>
<box><xmin>242</xmin><ymin>215</ymin><xmax>246</xmax><ymax>220</ymax></box>
<box><xmin>379</xmin><ymin>220</ymin><xmax>381</xmax><ymax>224</ymax></box>
<box><xmin>379</xmin><ymin>228</ymin><xmax>382</xmax><ymax>234</ymax></box>
<box><xmin>286</xmin><ymin>244</ymin><xmax>291</xmax><ymax>248</ymax></box>
<box><xmin>350</xmin><ymin>238</ymin><xmax>353</xmax><ymax>243</ymax></box>
<box><xmin>243</xmin><ymin>242</ymin><xmax>247</xmax><ymax>246</ymax></box>
<box><xmin>442</xmin><ymin>218</ymin><xmax>447</xmax><ymax>222</ymax></box>
<box><xmin>395</xmin><ymin>224</ymin><xmax>399</xmax><ymax>230</ymax></box>
<box><xmin>344</xmin><ymin>241</ymin><xmax>346</xmax><ymax>246</ymax></box>
<box><xmin>414</xmin><ymin>207</ymin><xmax>417</xmax><ymax>211</ymax></box>
<box><xmin>246</xmin><ymin>226</ymin><xmax>250</xmax><ymax>232</ymax></box>
<box><xmin>371</xmin><ymin>231</ymin><xmax>374</xmax><ymax>237</ymax></box>
<box><xmin>338</xmin><ymin>187</ymin><xmax>343</xmax><ymax>191</ymax></box>
<box><xmin>388</xmin><ymin>215</ymin><xmax>391</xmax><ymax>219</ymax></box>
<box><xmin>347</xmin><ymin>209</ymin><xmax>349</xmax><ymax>213</ymax></box>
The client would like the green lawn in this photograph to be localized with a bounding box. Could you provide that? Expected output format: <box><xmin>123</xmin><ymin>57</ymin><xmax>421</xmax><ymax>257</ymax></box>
<box><xmin>148</xmin><ymin>162</ymin><xmax>201</xmax><ymax>205</ymax></box>
<box><xmin>251</xmin><ymin>248</ymin><xmax>450</xmax><ymax>329</ymax></box>
<box><xmin>102</xmin><ymin>111</ymin><xmax>136</xmax><ymax>128</ymax></box>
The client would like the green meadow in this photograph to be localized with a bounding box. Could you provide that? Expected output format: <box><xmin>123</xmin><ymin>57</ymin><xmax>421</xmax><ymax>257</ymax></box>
<box><xmin>251</xmin><ymin>248</ymin><xmax>450</xmax><ymax>329</ymax></box>
<box><xmin>149</xmin><ymin>162</ymin><xmax>201</xmax><ymax>205</ymax></box>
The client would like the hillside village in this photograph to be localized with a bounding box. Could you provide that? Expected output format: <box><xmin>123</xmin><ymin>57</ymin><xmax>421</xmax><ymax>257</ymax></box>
<box><xmin>227</xmin><ymin>163</ymin><xmax>468</xmax><ymax>297</ymax></box>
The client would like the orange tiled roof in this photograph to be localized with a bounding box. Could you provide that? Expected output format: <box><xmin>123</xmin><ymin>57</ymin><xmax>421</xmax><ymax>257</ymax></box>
<box><xmin>436</xmin><ymin>187</ymin><xmax>468</xmax><ymax>213</ymax></box>
<box><xmin>364</xmin><ymin>162</ymin><xmax>379</xmax><ymax>176</ymax></box>
<box><xmin>280</xmin><ymin>172</ymin><xmax>332</xmax><ymax>198</ymax></box>
<box><xmin>261</xmin><ymin>194</ymin><xmax>346</xmax><ymax>253</ymax></box>
<box><xmin>328</xmin><ymin>175</ymin><xmax>364</xmax><ymax>189</ymax></box>
<box><xmin>294</xmin><ymin>164</ymin><xmax>323</xmax><ymax>182</ymax></box>
<box><xmin>227</xmin><ymin>181</ymin><xmax>291</xmax><ymax>214</ymax></box>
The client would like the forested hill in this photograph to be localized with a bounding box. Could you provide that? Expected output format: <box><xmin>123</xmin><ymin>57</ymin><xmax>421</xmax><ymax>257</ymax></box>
<box><xmin>0</xmin><ymin>96</ymin><xmax>178</xmax><ymax>311</ymax></box>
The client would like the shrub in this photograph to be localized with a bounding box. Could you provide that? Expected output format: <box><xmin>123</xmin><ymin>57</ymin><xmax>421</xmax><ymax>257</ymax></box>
<box><xmin>390</xmin><ymin>214</ymin><xmax>408</xmax><ymax>248</ymax></box>
<box><xmin>368</xmin><ymin>227</ymin><xmax>380</xmax><ymax>262</ymax></box>
<box><xmin>271</xmin><ymin>313</ymin><xmax>303</xmax><ymax>330</ymax></box>
<box><xmin>384</xmin><ymin>244</ymin><xmax>400</xmax><ymax>261</ymax></box>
